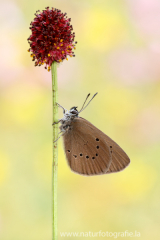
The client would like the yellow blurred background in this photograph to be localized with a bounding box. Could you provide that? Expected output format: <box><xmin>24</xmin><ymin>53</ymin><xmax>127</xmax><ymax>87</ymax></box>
<box><xmin>0</xmin><ymin>0</ymin><xmax>160</xmax><ymax>239</ymax></box>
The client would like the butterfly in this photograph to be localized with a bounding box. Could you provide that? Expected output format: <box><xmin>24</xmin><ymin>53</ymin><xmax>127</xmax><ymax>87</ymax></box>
<box><xmin>53</xmin><ymin>93</ymin><xmax>130</xmax><ymax>176</ymax></box>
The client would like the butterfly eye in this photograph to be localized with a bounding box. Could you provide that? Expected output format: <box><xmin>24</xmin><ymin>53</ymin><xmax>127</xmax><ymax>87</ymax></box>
<box><xmin>72</xmin><ymin>110</ymin><xmax>77</xmax><ymax>114</ymax></box>
<box><xmin>70</xmin><ymin>109</ymin><xmax>78</xmax><ymax>115</ymax></box>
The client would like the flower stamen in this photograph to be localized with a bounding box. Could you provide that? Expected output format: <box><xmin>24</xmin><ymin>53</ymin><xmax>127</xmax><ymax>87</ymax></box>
<box><xmin>28</xmin><ymin>7</ymin><xmax>77</xmax><ymax>71</ymax></box>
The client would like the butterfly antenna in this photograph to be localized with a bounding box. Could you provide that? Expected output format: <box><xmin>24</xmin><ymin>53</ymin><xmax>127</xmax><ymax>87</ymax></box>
<box><xmin>78</xmin><ymin>93</ymin><xmax>90</xmax><ymax>112</ymax></box>
<box><xmin>79</xmin><ymin>92</ymin><xmax>98</xmax><ymax>113</ymax></box>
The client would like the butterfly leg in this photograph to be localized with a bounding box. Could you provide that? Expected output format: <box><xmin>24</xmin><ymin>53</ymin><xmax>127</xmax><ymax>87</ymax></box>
<box><xmin>56</xmin><ymin>102</ymin><xmax>67</xmax><ymax>114</ymax></box>
<box><xmin>58</xmin><ymin>130</ymin><xmax>63</xmax><ymax>135</ymax></box>
<box><xmin>52</xmin><ymin>119</ymin><xmax>63</xmax><ymax>125</ymax></box>
<box><xmin>53</xmin><ymin>132</ymin><xmax>64</xmax><ymax>142</ymax></box>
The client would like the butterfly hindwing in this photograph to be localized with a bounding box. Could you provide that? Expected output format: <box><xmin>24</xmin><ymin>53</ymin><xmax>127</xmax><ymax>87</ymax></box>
<box><xmin>78</xmin><ymin>117</ymin><xmax>130</xmax><ymax>173</ymax></box>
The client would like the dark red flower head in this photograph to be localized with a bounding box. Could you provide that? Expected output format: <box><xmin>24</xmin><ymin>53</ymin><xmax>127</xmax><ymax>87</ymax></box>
<box><xmin>27</xmin><ymin>7</ymin><xmax>77</xmax><ymax>71</ymax></box>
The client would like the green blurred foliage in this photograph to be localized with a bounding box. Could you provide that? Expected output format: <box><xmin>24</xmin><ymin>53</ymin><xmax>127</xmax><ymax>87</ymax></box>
<box><xmin>0</xmin><ymin>0</ymin><xmax>160</xmax><ymax>239</ymax></box>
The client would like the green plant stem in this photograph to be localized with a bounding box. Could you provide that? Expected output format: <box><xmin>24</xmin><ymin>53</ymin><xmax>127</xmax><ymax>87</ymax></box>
<box><xmin>51</xmin><ymin>61</ymin><xmax>58</xmax><ymax>240</ymax></box>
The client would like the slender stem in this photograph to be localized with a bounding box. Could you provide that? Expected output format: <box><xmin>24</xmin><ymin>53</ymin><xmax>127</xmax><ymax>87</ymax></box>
<box><xmin>51</xmin><ymin>61</ymin><xmax>58</xmax><ymax>240</ymax></box>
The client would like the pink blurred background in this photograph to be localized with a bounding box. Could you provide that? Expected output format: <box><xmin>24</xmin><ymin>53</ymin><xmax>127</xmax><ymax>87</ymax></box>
<box><xmin>0</xmin><ymin>0</ymin><xmax>160</xmax><ymax>239</ymax></box>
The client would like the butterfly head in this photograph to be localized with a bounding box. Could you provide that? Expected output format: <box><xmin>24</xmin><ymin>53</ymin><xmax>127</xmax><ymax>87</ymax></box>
<box><xmin>57</xmin><ymin>93</ymin><xmax>98</xmax><ymax>129</ymax></box>
<box><xmin>57</xmin><ymin>93</ymin><xmax>98</xmax><ymax>134</ymax></box>
<box><xmin>69</xmin><ymin>106</ymin><xmax>79</xmax><ymax>116</ymax></box>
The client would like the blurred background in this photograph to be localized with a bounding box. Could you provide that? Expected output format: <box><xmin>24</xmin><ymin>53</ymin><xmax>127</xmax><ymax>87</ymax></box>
<box><xmin>0</xmin><ymin>0</ymin><xmax>160</xmax><ymax>239</ymax></box>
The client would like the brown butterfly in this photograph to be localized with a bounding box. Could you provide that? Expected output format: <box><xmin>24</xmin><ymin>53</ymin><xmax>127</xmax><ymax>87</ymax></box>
<box><xmin>53</xmin><ymin>93</ymin><xmax>130</xmax><ymax>176</ymax></box>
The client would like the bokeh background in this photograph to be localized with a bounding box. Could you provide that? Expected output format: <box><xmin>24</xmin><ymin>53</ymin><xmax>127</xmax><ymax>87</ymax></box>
<box><xmin>0</xmin><ymin>0</ymin><xmax>160</xmax><ymax>239</ymax></box>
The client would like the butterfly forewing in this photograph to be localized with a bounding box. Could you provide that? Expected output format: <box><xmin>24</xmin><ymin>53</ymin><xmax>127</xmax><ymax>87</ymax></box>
<box><xmin>63</xmin><ymin>118</ymin><xmax>112</xmax><ymax>176</ymax></box>
<box><xmin>62</xmin><ymin>117</ymin><xmax>130</xmax><ymax>175</ymax></box>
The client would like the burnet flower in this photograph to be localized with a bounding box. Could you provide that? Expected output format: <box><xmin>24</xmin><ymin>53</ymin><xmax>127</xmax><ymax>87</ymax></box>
<box><xmin>27</xmin><ymin>7</ymin><xmax>77</xmax><ymax>71</ymax></box>
<box><xmin>27</xmin><ymin>8</ymin><xmax>77</xmax><ymax>240</ymax></box>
